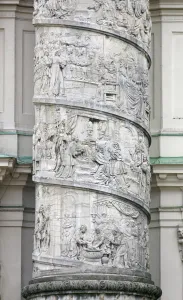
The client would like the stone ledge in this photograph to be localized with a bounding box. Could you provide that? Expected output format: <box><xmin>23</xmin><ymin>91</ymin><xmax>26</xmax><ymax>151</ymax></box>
<box><xmin>150</xmin><ymin>0</ymin><xmax>183</xmax><ymax>10</ymax></box>
<box><xmin>22</xmin><ymin>280</ymin><xmax>162</xmax><ymax>299</ymax></box>
<box><xmin>0</xmin><ymin>0</ymin><xmax>33</xmax><ymax>6</ymax></box>
<box><xmin>151</xmin><ymin>164</ymin><xmax>183</xmax><ymax>187</ymax></box>
<box><xmin>151</xmin><ymin>157</ymin><xmax>183</xmax><ymax>165</ymax></box>
<box><xmin>0</xmin><ymin>157</ymin><xmax>32</xmax><ymax>184</ymax></box>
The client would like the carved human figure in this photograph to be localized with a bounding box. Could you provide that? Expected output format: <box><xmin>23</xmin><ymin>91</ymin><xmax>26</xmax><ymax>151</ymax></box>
<box><xmin>119</xmin><ymin>54</ymin><xmax>142</xmax><ymax>118</ymax></box>
<box><xmin>34</xmin><ymin>0</ymin><xmax>77</xmax><ymax>19</ymax></box>
<box><xmin>100</xmin><ymin>235</ymin><xmax>112</xmax><ymax>261</ymax></box>
<box><xmin>54</xmin><ymin>120</ymin><xmax>67</xmax><ymax>172</ymax></box>
<box><xmin>92</xmin><ymin>138</ymin><xmax>129</xmax><ymax>189</ymax></box>
<box><xmin>178</xmin><ymin>227</ymin><xmax>183</xmax><ymax>240</ymax></box>
<box><xmin>92</xmin><ymin>141</ymin><xmax>111</xmax><ymax>183</ymax></box>
<box><xmin>142</xmin><ymin>11</ymin><xmax>151</xmax><ymax>45</ymax></box>
<box><xmin>55</xmin><ymin>113</ymin><xmax>84</xmax><ymax>178</ymax></box>
<box><xmin>128</xmin><ymin>220</ymin><xmax>139</xmax><ymax>267</ymax></box>
<box><xmin>177</xmin><ymin>226</ymin><xmax>183</xmax><ymax>261</ymax></box>
<box><xmin>132</xmin><ymin>0</ymin><xmax>146</xmax><ymax>19</ymax></box>
<box><xmin>40</xmin><ymin>51</ymin><xmax>52</xmax><ymax>94</ymax></box>
<box><xmin>91</xmin><ymin>121</ymin><xmax>109</xmax><ymax>180</ymax></box>
<box><xmin>115</xmin><ymin>0</ymin><xmax>128</xmax><ymax>14</ymax></box>
<box><xmin>86</xmin><ymin>121</ymin><xmax>94</xmax><ymax>141</ymax></box>
<box><xmin>34</xmin><ymin>0</ymin><xmax>48</xmax><ymax>17</ymax></box>
<box><xmin>33</xmin><ymin>124</ymin><xmax>45</xmax><ymax>173</ymax></box>
<box><xmin>49</xmin><ymin>50</ymin><xmax>67</xmax><ymax>96</ymax></box>
<box><xmin>141</xmin><ymin>155</ymin><xmax>151</xmax><ymax>196</ymax></box>
<box><xmin>103</xmin><ymin>56</ymin><xmax>117</xmax><ymax>83</ymax></box>
<box><xmin>45</xmin><ymin>127</ymin><xmax>56</xmax><ymax>160</ymax></box>
<box><xmin>56</xmin><ymin>136</ymin><xmax>85</xmax><ymax>178</ymax></box>
<box><xmin>110</xmin><ymin>229</ymin><xmax>122</xmax><ymax>265</ymax></box>
<box><xmin>131</xmin><ymin>134</ymin><xmax>149</xmax><ymax>196</ymax></box>
<box><xmin>139</xmin><ymin>225</ymin><xmax>150</xmax><ymax>270</ymax></box>
<box><xmin>56</xmin><ymin>136</ymin><xmax>75</xmax><ymax>178</ymax></box>
<box><xmin>92</xmin><ymin>228</ymin><xmax>104</xmax><ymax>250</ymax></box>
<box><xmin>34</xmin><ymin>204</ymin><xmax>50</xmax><ymax>253</ymax></box>
<box><xmin>108</xmin><ymin>142</ymin><xmax>129</xmax><ymax>189</ymax></box>
<box><xmin>61</xmin><ymin>213</ymin><xmax>77</xmax><ymax>258</ymax></box>
<box><xmin>114</xmin><ymin>0</ymin><xmax>133</xmax><ymax>30</ymax></box>
<box><xmin>113</xmin><ymin>232</ymin><xmax>129</xmax><ymax>268</ymax></box>
<box><xmin>76</xmin><ymin>225</ymin><xmax>88</xmax><ymax>260</ymax></box>
<box><xmin>89</xmin><ymin>0</ymin><xmax>115</xmax><ymax>27</ymax></box>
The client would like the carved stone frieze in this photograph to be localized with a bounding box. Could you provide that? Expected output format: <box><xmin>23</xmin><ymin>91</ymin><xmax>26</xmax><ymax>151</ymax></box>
<box><xmin>33</xmin><ymin>105</ymin><xmax>151</xmax><ymax>206</ymax></box>
<box><xmin>34</xmin><ymin>27</ymin><xmax>150</xmax><ymax>129</ymax></box>
<box><xmin>33</xmin><ymin>0</ymin><xmax>151</xmax><ymax>49</ymax></box>
<box><xmin>33</xmin><ymin>184</ymin><xmax>149</xmax><ymax>273</ymax></box>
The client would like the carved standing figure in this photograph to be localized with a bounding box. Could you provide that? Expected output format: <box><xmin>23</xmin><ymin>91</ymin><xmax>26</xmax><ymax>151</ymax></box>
<box><xmin>76</xmin><ymin>225</ymin><xmax>88</xmax><ymax>259</ymax></box>
<box><xmin>113</xmin><ymin>233</ymin><xmax>129</xmax><ymax>268</ymax></box>
<box><xmin>92</xmin><ymin>228</ymin><xmax>104</xmax><ymax>250</ymax></box>
<box><xmin>49</xmin><ymin>50</ymin><xmax>66</xmax><ymax>96</ymax></box>
<box><xmin>61</xmin><ymin>213</ymin><xmax>77</xmax><ymax>258</ymax></box>
<box><xmin>34</xmin><ymin>204</ymin><xmax>50</xmax><ymax>253</ymax></box>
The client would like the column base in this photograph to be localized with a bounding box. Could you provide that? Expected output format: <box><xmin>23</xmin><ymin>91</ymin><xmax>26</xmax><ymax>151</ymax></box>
<box><xmin>22</xmin><ymin>279</ymin><xmax>162</xmax><ymax>300</ymax></box>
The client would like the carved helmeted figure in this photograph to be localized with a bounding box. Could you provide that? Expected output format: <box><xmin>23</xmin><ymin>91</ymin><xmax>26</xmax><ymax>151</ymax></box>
<box><xmin>22</xmin><ymin>1</ymin><xmax>161</xmax><ymax>300</ymax></box>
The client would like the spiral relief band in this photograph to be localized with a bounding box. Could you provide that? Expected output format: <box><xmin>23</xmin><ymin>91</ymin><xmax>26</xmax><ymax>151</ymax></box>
<box><xmin>23</xmin><ymin>1</ymin><xmax>161</xmax><ymax>300</ymax></box>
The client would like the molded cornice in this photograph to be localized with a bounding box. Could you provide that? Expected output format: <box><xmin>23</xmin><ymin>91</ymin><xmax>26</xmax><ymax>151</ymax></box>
<box><xmin>150</xmin><ymin>0</ymin><xmax>183</xmax><ymax>22</ymax></box>
<box><xmin>0</xmin><ymin>0</ymin><xmax>33</xmax><ymax>15</ymax></box>
<box><xmin>150</xmin><ymin>0</ymin><xmax>183</xmax><ymax>10</ymax></box>
<box><xmin>152</xmin><ymin>164</ymin><xmax>183</xmax><ymax>188</ymax></box>
<box><xmin>0</xmin><ymin>0</ymin><xmax>33</xmax><ymax>6</ymax></box>
<box><xmin>0</xmin><ymin>157</ymin><xmax>32</xmax><ymax>185</ymax></box>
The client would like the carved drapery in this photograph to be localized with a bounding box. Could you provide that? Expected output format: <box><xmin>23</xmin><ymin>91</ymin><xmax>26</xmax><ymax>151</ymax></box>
<box><xmin>22</xmin><ymin>1</ymin><xmax>161</xmax><ymax>299</ymax></box>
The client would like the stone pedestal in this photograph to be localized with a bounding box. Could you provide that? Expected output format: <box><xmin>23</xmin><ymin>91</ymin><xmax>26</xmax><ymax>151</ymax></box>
<box><xmin>22</xmin><ymin>1</ymin><xmax>161</xmax><ymax>299</ymax></box>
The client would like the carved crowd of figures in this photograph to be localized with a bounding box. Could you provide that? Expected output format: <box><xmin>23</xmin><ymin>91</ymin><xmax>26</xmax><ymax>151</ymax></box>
<box><xmin>33</xmin><ymin>189</ymin><xmax>150</xmax><ymax>271</ymax></box>
<box><xmin>34</xmin><ymin>29</ymin><xmax>150</xmax><ymax>128</ymax></box>
<box><xmin>59</xmin><ymin>197</ymin><xmax>150</xmax><ymax>270</ymax></box>
<box><xmin>33</xmin><ymin>105</ymin><xmax>151</xmax><ymax>205</ymax></box>
<box><xmin>33</xmin><ymin>0</ymin><xmax>151</xmax><ymax>48</ymax></box>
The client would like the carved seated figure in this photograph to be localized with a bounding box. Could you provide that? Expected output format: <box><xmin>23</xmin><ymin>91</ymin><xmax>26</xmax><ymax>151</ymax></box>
<box><xmin>92</xmin><ymin>228</ymin><xmax>104</xmax><ymax>250</ymax></box>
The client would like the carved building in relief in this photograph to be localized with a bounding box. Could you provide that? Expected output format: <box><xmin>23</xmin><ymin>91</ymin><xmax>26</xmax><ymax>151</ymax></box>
<box><xmin>22</xmin><ymin>1</ymin><xmax>161</xmax><ymax>300</ymax></box>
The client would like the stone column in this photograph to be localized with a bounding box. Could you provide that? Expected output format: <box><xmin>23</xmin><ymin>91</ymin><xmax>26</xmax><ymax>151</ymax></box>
<box><xmin>23</xmin><ymin>1</ymin><xmax>161</xmax><ymax>299</ymax></box>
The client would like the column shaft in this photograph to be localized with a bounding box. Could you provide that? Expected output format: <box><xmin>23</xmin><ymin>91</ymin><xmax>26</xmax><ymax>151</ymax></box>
<box><xmin>23</xmin><ymin>1</ymin><xmax>161</xmax><ymax>299</ymax></box>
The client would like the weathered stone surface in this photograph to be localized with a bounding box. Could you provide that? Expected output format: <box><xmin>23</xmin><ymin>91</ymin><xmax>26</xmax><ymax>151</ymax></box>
<box><xmin>32</xmin><ymin>185</ymin><xmax>150</xmax><ymax>274</ymax></box>
<box><xmin>22</xmin><ymin>0</ymin><xmax>161</xmax><ymax>299</ymax></box>
<box><xmin>33</xmin><ymin>0</ymin><xmax>152</xmax><ymax>50</ymax></box>
<box><xmin>22</xmin><ymin>280</ymin><xmax>162</xmax><ymax>299</ymax></box>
